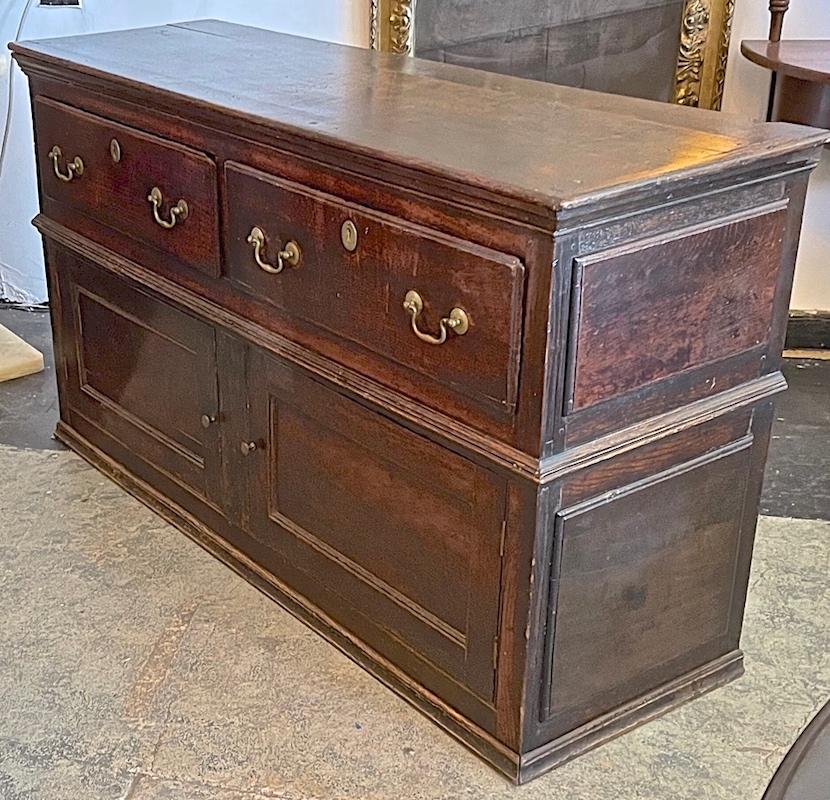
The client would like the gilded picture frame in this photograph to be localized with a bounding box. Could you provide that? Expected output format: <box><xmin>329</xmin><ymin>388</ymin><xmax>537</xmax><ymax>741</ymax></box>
<box><xmin>370</xmin><ymin>0</ymin><xmax>736</xmax><ymax>110</ymax></box>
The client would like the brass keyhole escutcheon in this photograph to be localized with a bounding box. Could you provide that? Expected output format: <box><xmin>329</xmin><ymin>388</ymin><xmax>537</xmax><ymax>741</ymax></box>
<box><xmin>341</xmin><ymin>220</ymin><xmax>358</xmax><ymax>252</ymax></box>
<box><xmin>110</xmin><ymin>138</ymin><xmax>122</xmax><ymax>163</ymax></box>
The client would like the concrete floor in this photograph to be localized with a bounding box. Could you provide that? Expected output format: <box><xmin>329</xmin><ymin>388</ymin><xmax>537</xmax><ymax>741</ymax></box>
<box><xmin>1</xmin><ymin>445</ymin><xmax>828</xmax><ymax>799</ymax></box>
<box><xmin>1</xmin><ymin>308</ymin><xmax>829</xmax><ymax>798</ymax></box>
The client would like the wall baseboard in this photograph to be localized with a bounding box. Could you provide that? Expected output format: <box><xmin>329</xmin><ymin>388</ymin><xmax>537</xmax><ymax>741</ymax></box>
<box><xmin>786</xmin><ymin>311</ymin><xmax>830</xmax><ymax>350</ymax></box>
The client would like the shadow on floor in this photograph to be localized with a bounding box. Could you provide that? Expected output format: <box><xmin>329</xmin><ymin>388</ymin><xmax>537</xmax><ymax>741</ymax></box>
<box><xmin>0</xmin><ymin>306</ymin><xmax>62</xmax><ymax>452</ymax></box>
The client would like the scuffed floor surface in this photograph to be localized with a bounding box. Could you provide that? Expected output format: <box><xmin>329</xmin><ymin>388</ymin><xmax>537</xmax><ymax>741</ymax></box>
<box><xmin>0</xmin><ymin>444</ymin><xmax>828</xmax><ymax>800</ymax></box>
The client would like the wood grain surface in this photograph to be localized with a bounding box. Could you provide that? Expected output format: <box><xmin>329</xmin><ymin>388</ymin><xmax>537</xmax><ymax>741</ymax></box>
<box><xmin>11</xmin><ymin>20</ymin><xmax>826</xmax><ymax>784</ymax></box>
<box><xmin>11</xmin><ymin>20</ymin><xmax>828</xmax><ymax>221</ymax></box>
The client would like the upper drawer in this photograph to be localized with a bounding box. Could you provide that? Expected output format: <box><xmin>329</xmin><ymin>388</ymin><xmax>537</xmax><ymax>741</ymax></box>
<box><xmin>224</xmin><ymin>162</ymin><xmax>526</xmax><ymax>416</ymax></box>
<box><xmin>34</xmin><ymin>98</ymin><xmax>220</xmax><ymax>277</ymax></box>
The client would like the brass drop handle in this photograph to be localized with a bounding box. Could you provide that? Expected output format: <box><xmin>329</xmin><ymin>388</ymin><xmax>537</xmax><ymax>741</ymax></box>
<box><xmin>147</xmin><ymin>186</ymin><xmax>189</xmax><ymax>229</ymax></box>
<box><xmin>403</xmin><ymin>290</ymin><xmax>469</xmax><ymax>346</ymax></box>
<box><xmin>247</xmin><ymin>226</ymin><xmax>301</xmax><ymax>274</ymax></box>
<box><xmin>48</xmin><ymin>146</ymin><xmax>84</xmax><ymax>183</ymax></box>
<box><xmin>239</xmin><ymin>440</ymin><xmax>258</xmax><ymax>456</ymax></box>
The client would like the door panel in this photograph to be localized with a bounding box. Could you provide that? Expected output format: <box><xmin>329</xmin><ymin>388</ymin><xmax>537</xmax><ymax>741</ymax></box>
<box><xmin>50</xmin><ymin>243</ymin><xmax>223</xmax><ymax>508</ymax></box>
<box><xmin>243</xmin><ymin>348</ymin><xmax>507</xmax><ymax>702</ymax></box>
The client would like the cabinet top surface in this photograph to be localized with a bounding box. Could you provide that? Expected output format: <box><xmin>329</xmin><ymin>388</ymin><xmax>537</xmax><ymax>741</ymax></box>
<box><xmin>11</xmin><ymin>20</ymin><xmax>828</xmax><ymax>218</ymax></box>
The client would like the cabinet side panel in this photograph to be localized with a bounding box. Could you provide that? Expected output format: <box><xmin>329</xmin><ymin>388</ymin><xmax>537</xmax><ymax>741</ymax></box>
<box><xmin>568</xmin><ymin>208</ymin><xmax>787</xmax><ymax>412</ymax></box>
<box><xmin>523</xmin><ymin>398</ymin><xmax>779</xmax><ymax>756</ymax></box>
<box><xmin>543</xmin><ymin>443</ymin><xmax>750</xmax><ymax>728</ymax></box>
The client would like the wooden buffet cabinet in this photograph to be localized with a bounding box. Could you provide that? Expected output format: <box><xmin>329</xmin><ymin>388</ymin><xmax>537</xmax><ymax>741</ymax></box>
<box><xmin>10</xmin><ymin>21</ymin><xmax>828</xmax><ymax>783</ymax></box>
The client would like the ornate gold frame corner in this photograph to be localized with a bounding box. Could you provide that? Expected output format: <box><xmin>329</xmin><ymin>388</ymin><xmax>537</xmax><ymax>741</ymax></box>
<box><xmin>370</xmin><ymin>0</ymin><xmax>736</xmax><ymax>110</ymax></box>
<box><xmin>675</xmin><ymin>0</ymin><xmax>736</xmax><ymax>109</ymax></box>
<box><xmin>370</xmin><ymin>0</ymin><xmax>417</xmax><ymax>56</ymax></box>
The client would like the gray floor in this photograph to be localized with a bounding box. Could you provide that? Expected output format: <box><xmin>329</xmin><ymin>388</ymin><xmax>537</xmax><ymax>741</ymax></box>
<box><xmin>761</xmin><ymin>356</ymin><xmax>830</xmax><ymax>520</ymax></box>
<box><xmin>0</xmin><ymin>309</ymin><xmax>61</xmax><ymax>453</ymax></box>
<box><xmin>1</xmin><ymin>307</ymin><xmax>829</xmax><ymax>798</ymax></box>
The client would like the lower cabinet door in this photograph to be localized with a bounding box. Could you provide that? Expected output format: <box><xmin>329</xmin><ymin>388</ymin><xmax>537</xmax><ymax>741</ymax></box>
<box><xmin>243</xmin><ymin>349</ymin><xmax>507</xmax><ymax>705</ymax></box>
<box><xmin>50</xmin><ymin>244</ymin><xmax>224</xmax><ymax>510</ymax></box>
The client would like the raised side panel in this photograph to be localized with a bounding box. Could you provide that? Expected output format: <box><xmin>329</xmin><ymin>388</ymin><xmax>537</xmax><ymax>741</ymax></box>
<box><xmin>541</xmin><ymin>439</ymin><xmax>752</xmax><ymax>734</ymax></box>
<box><xmin>244</xmin><ymin>348</ymin><xmax>507</xmax><ymax>712</ymax></box>
<box><xmin>566</xmin><ymin>206</ymin><xmax>788</xmax><ymax>413</ymax></box>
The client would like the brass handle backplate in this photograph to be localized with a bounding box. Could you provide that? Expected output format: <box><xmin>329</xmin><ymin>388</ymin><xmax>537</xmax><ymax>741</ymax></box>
<box><xmin>48</xmin><ymin>146</ymin><xmax>84</xmax><ymax>183</ymax></box>
<box><xmin>147</xmin><ymin>186</ymin><xmax>189</xmax><ymax>229</ymax></box>
<box><xmin>247</xmin><ymin>226</ymin><xmax>301</xmax><ymax>274</ymax></box>
<box><xmin>403</xmin><ymin>290</ymin><xmax>469</xmax><ymax>346</ymax></box>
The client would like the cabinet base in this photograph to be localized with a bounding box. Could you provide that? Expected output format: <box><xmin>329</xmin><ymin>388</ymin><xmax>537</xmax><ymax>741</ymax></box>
<box><xmin>55</xmin><ymin>420</ymin><xmax>746</xmax><ymax>784</ymax></box>
<box><xmin>518</xmin><ymin>651</ymin><xmax>744</xmax><ymax>783</ymax></box>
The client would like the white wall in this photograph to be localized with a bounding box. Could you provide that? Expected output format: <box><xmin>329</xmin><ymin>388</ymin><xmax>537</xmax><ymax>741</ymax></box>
<box><xmin>723</xmin><ymin>0</ymin><xmax>830</xmax><ymax>312</ymax></box>
<box><xmin>0</xmin><ymin>0</ymin><xmax>369</xmax><ymax>303</ymax></box>
<box><xmin>2</xmin><ymin>0</ymin><xmax>826</xmax><ymax>310</ymax></box>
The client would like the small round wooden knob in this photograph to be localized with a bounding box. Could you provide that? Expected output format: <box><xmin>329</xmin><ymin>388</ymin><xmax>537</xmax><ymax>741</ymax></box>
<box><xmin>240</xmin><ymin>440</ymin><xmax>258</xmax><ymax>456</ymax></box>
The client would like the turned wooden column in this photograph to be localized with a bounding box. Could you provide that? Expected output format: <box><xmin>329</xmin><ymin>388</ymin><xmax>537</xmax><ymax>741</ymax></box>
<box><xmin>741</xmin><ymin>0</ymin><xmax>830</xmax><ymax>130</ymax></box>
<box><xmin>768</xmin><ymin>0</ymin><xmax>790</xmax><ymax>43</ymax></box>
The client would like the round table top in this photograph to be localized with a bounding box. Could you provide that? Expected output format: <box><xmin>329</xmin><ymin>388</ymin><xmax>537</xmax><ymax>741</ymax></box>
<box><xmin>762</xmin><ymin>699</ymin><xmax>830</xmax><ymax>800</ymax></box>
<box><xmin>741</xmin><ymin>40</ymin><xmax>830</xmax><ymax>84</ymax></box>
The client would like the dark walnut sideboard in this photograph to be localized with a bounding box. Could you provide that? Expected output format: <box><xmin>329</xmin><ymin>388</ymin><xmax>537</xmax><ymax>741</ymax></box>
<box><xmin>10</xmin><ymin>20</ymin><xmax>828</xmax><ymax>784</ymax></box>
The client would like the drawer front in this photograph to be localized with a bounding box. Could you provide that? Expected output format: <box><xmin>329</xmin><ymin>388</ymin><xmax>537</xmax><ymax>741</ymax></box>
<box><xmin>566</xmin><ymin>207</ymin><xmax>787</xmax><ymax>412</ymax></box>
<box><xmin>49</xmin><ymin>244</ymin><xmax>224</xmax><ymax>509</ymax></box>
<box><xmin>35</xmin><ymin>97</ymin><xmax>220</xmax><ymax>277</ymax></box>
<box><xmin>244</xmin><ymin>349</ymin><xmax>506</xmax><ymax>703</ymax></box>
<box><xmin>224</xmin><ymin>162</ymin><xmax>525</xmax><ymax>416</ymax></box>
